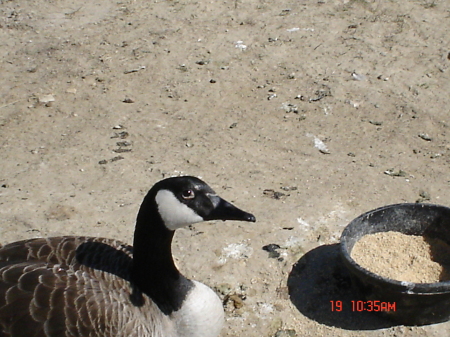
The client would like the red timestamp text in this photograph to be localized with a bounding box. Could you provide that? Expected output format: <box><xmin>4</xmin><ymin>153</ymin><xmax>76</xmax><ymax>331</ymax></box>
<box><xmin>330</xmin><ymin>300</ymin><xmax>396</xmax><ymax>312</ymax></box>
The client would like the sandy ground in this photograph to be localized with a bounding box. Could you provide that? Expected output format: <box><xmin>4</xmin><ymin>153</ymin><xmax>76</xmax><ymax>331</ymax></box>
<box><xmin>1</xmin><ymin>0</ymin><xmax>450</xmax><ymax>335</ymax></box>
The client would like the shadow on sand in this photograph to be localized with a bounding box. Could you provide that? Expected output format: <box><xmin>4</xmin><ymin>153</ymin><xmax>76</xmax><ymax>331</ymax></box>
<box><xmin>287</xmin><ymin>244</ymin><xmax>397</xmax><ymax>330</ymax></box>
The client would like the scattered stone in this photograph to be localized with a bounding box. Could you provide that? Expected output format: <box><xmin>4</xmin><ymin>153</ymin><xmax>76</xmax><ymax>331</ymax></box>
<box><xmin>235</xmin><ymin>41</ymin><xmax>247</xmax><ymax>51</ymax></box>
<box><xmin>313</xmin><ymin>136</ymin><xmax>330</xmax><ymax>154</ymax></box>
<box><xmin>262</xmin><ymin>244</ymin><xmax>281</xmax><ymax>259</ymax></box>
<box><xmin>113</xmin><ymin>148</ymin><xmax>132</xmax><ymax>153</ymax></box>
<box><xmin>274</xmin><ymin>329</ymin><xmax>297</xmax><ymax>337</ymax></box>
<box><xmin>114</xmin><ymin>138</ymin><xmax>132</xmax><ymax>153</ymax></box>
<box><xmin>346</xmin><ymin>100</ymin><xmax>362</xmax><ymax>108</ymax></box>
<box><xmin>195</xmin><ymin>59</ymin><xmax>210</xmax><ymax>65</ymax></box>
<box><xmin>215</xmin><ymin>283</ymin><xmax>233</xmax><ymax>296</ymax></box>
<box><xmin>263</xmin><ymin>189</ymin><xmax>287</xmax><ymax>200</ymax></box>
<box><xmin>384</xmin><ymin>169</ymin><xmax>407</xmax><ymax>177</ymax></box>
<box><xmin>37</xmin><ymin>94</ymin><xmax>55</xmax><ymax>106</ymax></box>
<box><xmin>111</xmin><ymin>131</ymin><xmax>129</xmax><ymax>139</ymax></box>
<box><xmin>418</xmin><ymin>133</ymin><xmax>432</xmax><ymax>141</ymax></box>
<box><xmin>217</xmin><ymin>283</ymin><xmax>248</xmax><ymax>313</ymax></box>
<box><xmin>309</xmin><ymin>86</ymin><xmax>331</xmax><ymax>102</ymax></box>
<box><xmin>224</xmin><ymin>294</ymin><xmax>245</xmax><ymax>309</ymax></box>
<box><xmin>279</xmin><ymin>9</ymin><xmax>291</xmax><ymax>16</ymax></box>
<box><xmin>110</xmin><ymin>156</ymin><xmax>124</xmax><ymax>162</ymax></box>
<box><xmin>99</xmin><ymin>156</ymin><xmax>125</xmax><ymax>164</ymax></box>
<box><xmin>122</xmin><ymin>97</ymin><xmax>134</xmax><ymax>103</ymax></box>
<box><xmin>280</xmin><ymin>186</ymin><xmax>297</xmax><ymax>191</ymax></box>
<box><xmin>281</xmin><ymin>102</ymin><xmax>298</xmax><ymax>113</ymax></box>
<box><xmin>416</xmin><ymin>190</ymin><xmax>431</xmax><ymax>203</ymax></box>
<box><xmin>124</xmin><ymin>66</ymin><xmax>145</xmax><ymax>74</ymax></box>
<box><xmin>369</xmin><ymin>120</ymin><xmax>383</xmax><ymax>126</ymax></box>
<box><xmin>352</xmin><ymin>72</ymin><xmax>366</xmax><ymax>81</ymax></box>
<box><xmin>116</xmin><ymin>141</ymin><xmax>131</xmax><ymax>147</ymax></box>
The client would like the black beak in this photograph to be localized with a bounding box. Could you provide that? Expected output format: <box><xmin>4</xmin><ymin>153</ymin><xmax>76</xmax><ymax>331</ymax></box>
<box><xmin>205</xmin><ymin>196</ymin><xmax>256</xmax><ymax>222</ymax></box>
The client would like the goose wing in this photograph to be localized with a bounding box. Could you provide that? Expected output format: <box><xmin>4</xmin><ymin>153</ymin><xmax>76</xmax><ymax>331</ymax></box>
<box><xmin>0</xmin><ymin>237</ymin><xmax>142</xmax><ymax>337</ymax></box>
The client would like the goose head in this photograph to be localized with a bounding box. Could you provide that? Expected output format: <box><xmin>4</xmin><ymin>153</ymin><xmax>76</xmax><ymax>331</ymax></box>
<box><xmin>132</xmin><ymin>176</ymin><xmax>255</xmax><ymax>316</ymax></box>
<box><xmin>150</xmin><ymin>176</ymin><xmax>256</xmax><ymax>231</ymax></box>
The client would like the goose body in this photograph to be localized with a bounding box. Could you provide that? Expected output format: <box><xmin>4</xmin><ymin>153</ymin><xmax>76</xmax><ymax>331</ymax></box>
<box><xmin>0</xmin><ymin>176</ymin><xmax>255</xmax><ymax>337</ymax></box>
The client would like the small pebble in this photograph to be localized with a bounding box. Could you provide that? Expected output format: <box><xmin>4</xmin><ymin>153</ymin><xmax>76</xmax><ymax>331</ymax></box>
<box><xmin>263</xmin><ymin>189</ymin><xmax>286</xmax><ymax>200</ymax></box>
<box><xmin>384</xmin><ymin>169</ymin><xmax>407</xmax><ymax>177</ymax></box>
<box><xmin>274</xmin><ymin>330</ymin><xmax>297</xmax><ymax>337</ymax></box>
<box><xmin>262</xmin><ymin>244</ymin><xmax>281</xmax><ymax>259</ymax></box>
<box><xmin>226</xmin><ymin>294</ymin><xmax>244</xmax><ymax>309</ymax></box>
<box><xmin>110</xmin><ymin>156</ymin><xmax>124</xmax><ymax>162</ymax></box>
<box><xmin>352</xmin><ymin>72</ymin><xmax>366</xmax><ymax>81</ymax></box>
<box><xmin>280</xmin><ymin>186</ymin><xmax>297</xmax><ymax>191</ymax></box>
<box><xmin>418</xmin><ymin>133</ymin><xmax>432</xmax><ymax>141</ymax></box>
<box><xmin>111</xmin><ymin>131</ymin><xmax>129</xmax><ymax>139</ymax></box>
<box><xmin>215</xmin><ymin>283</ymin><xmax>233</xmax><ymax>296</ymax></box>
<box><xmin>313</xmin><ymin>137</ymin><xmax>330</xmax><ymax>154</ymax></box>
<box><xmin>116</xmin><ymin>141</ymin><xmax>131</xmax><ymax>147</ymax></box>
<box><xmin>416</xmin><ymin>190</ymin><xmax>431</xmax><ymax>203</ymax></box>
<box><xmin>38</xmin><ymin>94</ymin><xmax>55</xmax><ymax>106</ymax></box>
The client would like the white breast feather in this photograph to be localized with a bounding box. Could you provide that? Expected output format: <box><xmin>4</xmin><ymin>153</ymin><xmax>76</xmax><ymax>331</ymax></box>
<box><xmin>171</xmin><ymin>281</ymin><xmax>224</xmax><ymax>337</ymax></box>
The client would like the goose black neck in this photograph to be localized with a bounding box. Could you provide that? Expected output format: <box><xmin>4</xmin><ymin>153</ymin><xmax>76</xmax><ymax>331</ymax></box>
<box><xmin>131</xmin><ymin>194</ymin><xmax>193</xmax><ymax>315</ymax></box>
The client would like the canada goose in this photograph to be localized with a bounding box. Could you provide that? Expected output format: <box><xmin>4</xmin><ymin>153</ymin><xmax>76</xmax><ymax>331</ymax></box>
<box><xmin>0</xmin><ymin>176</ymin><xmax>256</xmax><ymax>337</ymax></box>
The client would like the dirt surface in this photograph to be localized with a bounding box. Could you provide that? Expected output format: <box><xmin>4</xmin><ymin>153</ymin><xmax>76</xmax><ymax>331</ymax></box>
<box><xmin>351</xmin><ymin>231</ymin><xmax>450</xmax><ymax>283</ymax></box>
<box><xmin>1</xmin><ymin>0</ymin><xmax>450</xmax><ymax>336</ymax></box>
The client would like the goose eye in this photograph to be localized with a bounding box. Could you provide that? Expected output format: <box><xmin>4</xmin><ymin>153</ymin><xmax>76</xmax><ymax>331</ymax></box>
<box><xmin>181</xmin><ymin>189</ymin><xmax>195</xmax><ymax>200</ymax></box>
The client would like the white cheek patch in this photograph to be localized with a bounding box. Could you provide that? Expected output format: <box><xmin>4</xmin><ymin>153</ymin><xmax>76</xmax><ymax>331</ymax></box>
<box><xmin>155</xmin><ymin>190</ymin><xmax>204</xmax><ymax>230</ymax></box>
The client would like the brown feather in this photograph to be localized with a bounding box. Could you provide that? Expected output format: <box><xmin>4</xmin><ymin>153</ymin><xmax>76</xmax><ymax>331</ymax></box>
<box><xmin>0</xmin><ymin>237</ymin><xmax>170</xmax><ymax>337</ymax></box>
